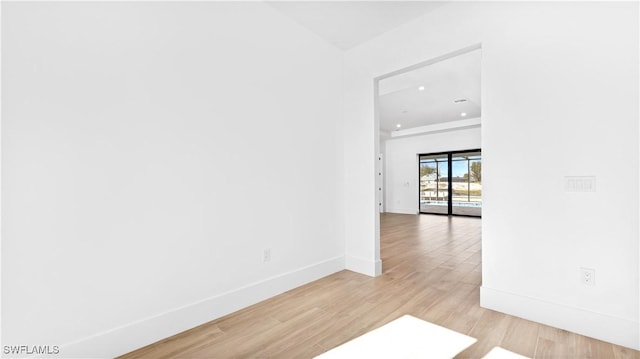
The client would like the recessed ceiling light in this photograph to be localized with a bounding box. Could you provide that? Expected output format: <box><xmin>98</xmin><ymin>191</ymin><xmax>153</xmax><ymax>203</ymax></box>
<box><xmin>418</xmin><ymin>86</ymin><xmax>425</xmax><ymax>91</ymax></box>
<box><xmin>461</xmin><ymin>112</ymin><xmax>467</xmax><ymax>117</ymax></box>
<box><xmin>396</xmin><ymin>124</ymin><xmax>402</xmax><ymax>128</ymax></box>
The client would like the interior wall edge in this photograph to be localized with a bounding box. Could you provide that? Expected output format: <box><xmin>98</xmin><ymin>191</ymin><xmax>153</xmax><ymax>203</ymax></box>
<box><xmin>346</xmin><ymin>255</ymin><xmax>382</xmax><ymax>277</ymax></box>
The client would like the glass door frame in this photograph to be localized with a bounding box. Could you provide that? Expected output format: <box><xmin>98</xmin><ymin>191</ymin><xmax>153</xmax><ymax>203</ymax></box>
<box><xmin>418</xmin><ymin>148</ymin><xmax>482</xmax><ymax>217</ymax></box>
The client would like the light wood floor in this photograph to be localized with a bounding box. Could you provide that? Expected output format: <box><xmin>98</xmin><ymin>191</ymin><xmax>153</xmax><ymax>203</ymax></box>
<box><xmin>120</xmin><ymin>213</ymin><xmax>639</xmax><ymax>359</ymax></box>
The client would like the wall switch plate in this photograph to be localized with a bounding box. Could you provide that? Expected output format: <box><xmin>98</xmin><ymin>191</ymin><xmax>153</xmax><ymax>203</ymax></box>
<box><xmin>581</xmin><ymin>267</ymin><xmax>595</xmax><ymax>286</ymax></box>
<box><xmin>263</xmin><ymin>248</ymin><xmax>271</xmax><ymax>263</ymax></box>
<box><xmin>565</xmin><ymin>176</ymin><xmax>596</xmax><ymax>192</ymax></box>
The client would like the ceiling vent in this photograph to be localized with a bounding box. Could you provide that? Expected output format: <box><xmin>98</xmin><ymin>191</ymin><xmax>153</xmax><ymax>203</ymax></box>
<box><xmin>453</xmin><ymin>98</ymin><xmax>468</xmax><ymax>104</ymax></box>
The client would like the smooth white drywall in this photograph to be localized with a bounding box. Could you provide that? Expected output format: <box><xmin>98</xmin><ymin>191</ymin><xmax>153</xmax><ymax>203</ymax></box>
<box><xmin>384</xmin><ymin>126</ymin><xmax>481</xmax><ymax>214</ymax></box>
<box><xmin>2</xmin><ymin>2</ymin><xmax>344</xmax><ymax>357</ymax></box>
<box><xmin>344</xmin><ymin>1</ymin><xmax>639</xmax><ymax>349</ymax></box>
<box><xmin>343</xmin><ymin>60</ymin><xmax>381</xmax><ymax>276</ymax></box>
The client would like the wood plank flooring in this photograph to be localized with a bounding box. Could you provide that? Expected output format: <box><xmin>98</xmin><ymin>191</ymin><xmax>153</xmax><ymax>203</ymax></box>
<box><xmin>120</xmin><ymin>213</ymin><xmax>639</xmax><ymax>358</ymax></box>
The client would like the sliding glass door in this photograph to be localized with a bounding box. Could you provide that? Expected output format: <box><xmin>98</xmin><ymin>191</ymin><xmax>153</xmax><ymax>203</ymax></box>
<box><xmin>451</xmin><ymin>151</ymin><xmax>482</xmax><ymax>216</ymax></box>
<box><xmin>419</xmin><ymin>150</ymin><xmax>481</xmax><ymax>217</ymax></box>
<box><xmin>419</xmin><ymin>154</ymin><xmax>449</xmax><ymax>214</ymax></box>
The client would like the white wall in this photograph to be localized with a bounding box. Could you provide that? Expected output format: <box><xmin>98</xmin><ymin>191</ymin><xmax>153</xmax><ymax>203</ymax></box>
<box><xmin>344</xmin><ymin>1</ymin><xmax>639</xmax><ymax>349</ymax></box>
<box><xmin>343</xmin><ymin>60</ymin><xmax>381</xmax><ymax>276</ymax></box>
<box><xmin>384</xmin><ymin>127</ymin><xmax>481</xmax><ymax>214</ymax></box>
<box><xmin>2</xmin><ymin>2</ymin><xmax>345</xmax><ymax>357</ymax></box>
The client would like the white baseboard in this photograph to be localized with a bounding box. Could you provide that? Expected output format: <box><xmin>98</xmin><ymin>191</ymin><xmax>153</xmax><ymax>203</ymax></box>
<box><xmin>58</xmin><ymin>256</ymin><xmax>345</xmax><ymax>358</ymax></box>
<box><xmin>481</xmin><ymin>286</ymin><xmax>640</xmax><ymax>350</ymax></box>
<box><xmin>385</xmin><ymin>208</ymin><xmax>418</xmax><ymax>215</ymax></box>
<box><xmin>346</xmin><ymin>255</ymin><xmax>382</xmax><ymax>277</ymax></box>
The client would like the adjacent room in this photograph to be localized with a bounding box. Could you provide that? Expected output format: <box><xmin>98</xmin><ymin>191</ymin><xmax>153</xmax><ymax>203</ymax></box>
<box><xmin>2</xmin><ymin>1</ymin><xmax>638</xmax><ymax>358</ymax></box>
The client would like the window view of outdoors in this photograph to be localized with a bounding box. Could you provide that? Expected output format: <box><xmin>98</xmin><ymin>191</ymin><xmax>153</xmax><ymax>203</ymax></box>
<box><xmin>451</xmin><ymin>152</ymin><xmax>481</xmax><ymax>216</ymax></box>
<box><xmin>419</xmin><ymin>151</ymin><xmax>481</xmax><ymax>216</ymax></box>
<box><xmin>419</xmin><ymin>154</ymin><xmax>449</xmax><ymax>214</ymax></box>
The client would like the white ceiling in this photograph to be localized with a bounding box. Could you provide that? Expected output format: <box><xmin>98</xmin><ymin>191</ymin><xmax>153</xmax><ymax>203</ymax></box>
<box><xmin>379</xmin><ymin>49</ymin><xmax>481</xmax><ymax>133</ymax></box>
<box><xmin>266</xmin><ymin>1</ymin><xmax>446</xmax><ymax>50</ymax></box>
<box><xmin>266</xmin><ymin>1</ymin><xmax>480</xmax><ymax>134</ymax></box>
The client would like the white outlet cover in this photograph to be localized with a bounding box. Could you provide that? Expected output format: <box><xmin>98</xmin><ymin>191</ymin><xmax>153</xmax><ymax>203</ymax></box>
<box><xmin>580</xmin><ymin>267</ymin><xmax>595</xmax><ymax>286</ymax></box>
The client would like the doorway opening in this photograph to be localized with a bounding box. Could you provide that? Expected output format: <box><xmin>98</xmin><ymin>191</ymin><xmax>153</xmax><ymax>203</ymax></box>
<box><xmin>374</xmin><ymin>44</ymin><xmax>482</xmax><ymax>275</ymax></box>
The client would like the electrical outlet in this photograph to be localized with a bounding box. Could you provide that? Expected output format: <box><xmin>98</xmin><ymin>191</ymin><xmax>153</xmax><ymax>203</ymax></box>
<box><xmin>581</xmin><ymin>267</ymin><xmax>595</xmax><ymax>286</ymax></box>
<box><xmin>263</xmin><ymin>248</ymin><xmax>271</xmax><ymax>263</ymax></box>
